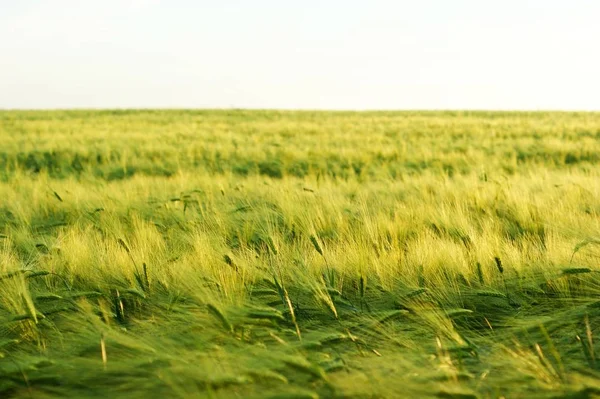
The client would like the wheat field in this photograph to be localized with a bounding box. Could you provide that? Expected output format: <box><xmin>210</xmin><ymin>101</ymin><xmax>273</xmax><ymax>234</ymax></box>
<box><xmin>1</xmin><ymin>110</ymin><xmax>600</xmax><ymax>398</ymax></box>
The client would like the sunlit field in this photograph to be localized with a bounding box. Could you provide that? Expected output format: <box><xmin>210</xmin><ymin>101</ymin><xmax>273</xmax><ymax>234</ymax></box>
<box><xmin>2</xmin><ymin>110</ymin><xmax>600</xmax><ymax>398</ymax></box>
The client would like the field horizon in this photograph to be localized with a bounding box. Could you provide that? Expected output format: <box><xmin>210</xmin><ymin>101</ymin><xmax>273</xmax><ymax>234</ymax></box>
<box><xmin>1</xmin><ymin>110</ymin><xmax>600</xmax><ymax>398</ymax></box>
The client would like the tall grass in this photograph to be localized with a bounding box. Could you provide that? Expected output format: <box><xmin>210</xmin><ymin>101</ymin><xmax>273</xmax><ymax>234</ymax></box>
<box><xmin>1</xmin><ymin>110</ymin><xmax>600</xmax><ymax>398</ymax></box>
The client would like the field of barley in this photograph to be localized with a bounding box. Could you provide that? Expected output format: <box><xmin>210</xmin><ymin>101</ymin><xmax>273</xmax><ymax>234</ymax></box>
<box><xmin>1</xmin><ymin>110</ymin><xmax>600</xmax><ymax>398</ymax></box>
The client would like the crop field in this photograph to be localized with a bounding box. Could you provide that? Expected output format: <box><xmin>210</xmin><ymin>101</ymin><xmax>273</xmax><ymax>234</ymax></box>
<box><xmin>2</xmin><ymin>110</ymin><xmax>600</xmax><ymax>398</ymax></box>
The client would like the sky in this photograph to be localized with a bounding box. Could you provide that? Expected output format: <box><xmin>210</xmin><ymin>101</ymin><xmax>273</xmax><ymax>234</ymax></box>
<box><xmin>1</xmin><ymin>0</ymin><xmax>599</xmax><ymax>110</ymax></box>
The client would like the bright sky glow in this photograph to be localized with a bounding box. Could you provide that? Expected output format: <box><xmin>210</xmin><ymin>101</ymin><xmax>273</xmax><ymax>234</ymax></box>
<box><xmin>1</xmin><ymin>0</ymin><xmax>599</xmax><ymax>110</ymax></box>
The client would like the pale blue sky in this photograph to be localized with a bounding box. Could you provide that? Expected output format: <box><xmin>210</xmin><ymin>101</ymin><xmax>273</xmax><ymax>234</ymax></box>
<box><xmin>1</xmin><ymin>0</ymin><xmax>599</xmax><ymax>110</ymax></box>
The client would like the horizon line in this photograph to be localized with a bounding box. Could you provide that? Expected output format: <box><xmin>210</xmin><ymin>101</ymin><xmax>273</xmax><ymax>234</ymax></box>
<box><xmin>2</xmin><ymin>107</ymin><xmax>600</xmax><ymax>113</ymax></box>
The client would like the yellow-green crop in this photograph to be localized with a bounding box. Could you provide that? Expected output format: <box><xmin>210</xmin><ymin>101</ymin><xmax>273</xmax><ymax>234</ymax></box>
<box><xmin>1</xmin><ymin>110</ymin><xmax>600</xmax><ymax>398</ymax></box>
